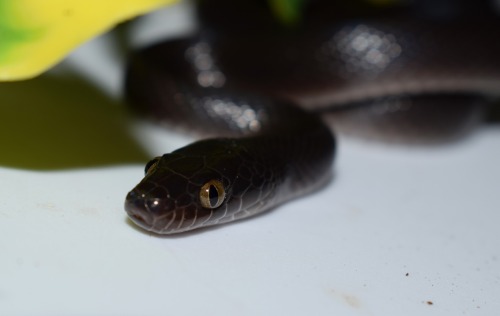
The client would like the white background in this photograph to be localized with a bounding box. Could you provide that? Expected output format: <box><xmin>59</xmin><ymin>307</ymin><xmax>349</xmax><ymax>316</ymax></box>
<box><xmin>1</xmin><ymin>2</ymin><xmax>499</xmax><ymax>315</ymax></box>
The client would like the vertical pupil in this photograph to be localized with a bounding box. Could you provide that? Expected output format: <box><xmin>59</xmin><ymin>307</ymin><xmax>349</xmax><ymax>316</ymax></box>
<box><xmin>208</xmin><ymin>185</ymin><xmax>219</xmax><ymax>207</ymax></box>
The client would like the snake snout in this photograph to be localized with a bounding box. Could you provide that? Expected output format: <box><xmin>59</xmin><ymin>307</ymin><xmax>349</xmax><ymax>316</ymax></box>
<box><xmin>124</xmin><ymin>189</ymin><xmax>155</xmax><ymax>230</ymax></box>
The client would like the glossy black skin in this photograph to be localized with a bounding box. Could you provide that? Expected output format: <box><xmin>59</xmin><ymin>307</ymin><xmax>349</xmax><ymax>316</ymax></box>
<box><xmin>124</xmin><ymin>1</ymin><xmax>500</xmax><ymax>234</ymax></box>
<box><xmin>124</xmin><ymin>43</ymin><xmax>336</xmax><ymax>233</ymax></box>
<box><xmin>126</xmin><ymin>20</ymin><xmax>500</xmax><ymax>141</ymax></box>
<box><xmin>125</xmin><ymin>118</ymin><xmax>335</xmax><ymax>234</ymax></box>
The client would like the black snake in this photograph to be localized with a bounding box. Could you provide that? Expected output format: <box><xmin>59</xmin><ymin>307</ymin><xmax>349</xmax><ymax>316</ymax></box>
<box><xmin>123</xmin><ymin>1</ymin><xmax>500</xmax><ymax>234</ymax></box>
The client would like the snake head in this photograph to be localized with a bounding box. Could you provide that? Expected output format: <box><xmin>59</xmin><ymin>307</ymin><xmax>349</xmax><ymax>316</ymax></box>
<box><xmin>125</xmin><ymin>138</ymin><xmax>272</xmax><ymax>234</ymax></box>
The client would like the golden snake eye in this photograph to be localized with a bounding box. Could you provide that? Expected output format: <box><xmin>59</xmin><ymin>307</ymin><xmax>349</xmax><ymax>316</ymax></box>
<box><xmin>200</xmin><ymin>179</ymin><xmax>225</xmax><ymax>209</ymax></box>
<box><xmin>144</xmin><ymin>156</ymin><xmax>161</xmax><ymax>175</ymax></box>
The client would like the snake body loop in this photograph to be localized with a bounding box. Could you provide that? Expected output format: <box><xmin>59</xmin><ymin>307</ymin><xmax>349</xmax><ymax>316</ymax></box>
<box><xmin>124</xmin><ymin>11</ymin><xmax>500</xmax><ymax>234</ymax></box>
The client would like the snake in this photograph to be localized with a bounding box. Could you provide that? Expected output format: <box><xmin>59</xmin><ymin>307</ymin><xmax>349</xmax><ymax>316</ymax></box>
<box><xmin>123</xmin><ymin>2</ymin><xmax>500</xmax><ymax>234</ymax></box>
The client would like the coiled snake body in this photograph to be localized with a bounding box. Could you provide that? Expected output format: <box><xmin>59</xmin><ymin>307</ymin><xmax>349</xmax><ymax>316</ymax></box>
<box><xmin>124</xmin><ymin>12</ymin><xmax>500</xmax><ymax>234</ymax></box>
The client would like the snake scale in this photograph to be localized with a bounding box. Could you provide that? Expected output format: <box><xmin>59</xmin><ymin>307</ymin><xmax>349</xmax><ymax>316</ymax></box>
<box><xmin>124</xmin><ymin>1</ymin><xmax>500</xmax><ymax>234</ymax></box>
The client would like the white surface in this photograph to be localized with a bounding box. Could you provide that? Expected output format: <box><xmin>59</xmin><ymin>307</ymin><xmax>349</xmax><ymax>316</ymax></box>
<box><xmin>1</xmin><ymin>2</ymin><xmax>500</xmax><ymax>315</ymax></box>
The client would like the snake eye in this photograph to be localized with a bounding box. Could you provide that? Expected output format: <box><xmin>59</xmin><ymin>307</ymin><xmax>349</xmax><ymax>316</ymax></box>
<box><xmin>144</xmin><ymin>156</ymin><xmax>161</xmax><ymax>175</ymax></box>
<box><xmin>200</xmin><ymin>180</ymin><xmax>225</xmax><ymax>209</ymax></box>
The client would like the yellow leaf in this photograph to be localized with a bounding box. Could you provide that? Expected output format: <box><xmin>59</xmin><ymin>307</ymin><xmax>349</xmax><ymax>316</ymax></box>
<box><xmin>0</xmin><ymin>0</ymin><xmax>177</xmax><ymax>81</ymax></box>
